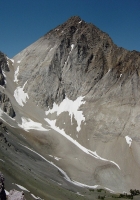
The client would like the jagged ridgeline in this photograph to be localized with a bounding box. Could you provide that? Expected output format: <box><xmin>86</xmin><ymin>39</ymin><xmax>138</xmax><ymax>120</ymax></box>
<box><xmin>0</xmin><ymin>16</ymin><xmax>140</xmax><ymax>199</ymax></box>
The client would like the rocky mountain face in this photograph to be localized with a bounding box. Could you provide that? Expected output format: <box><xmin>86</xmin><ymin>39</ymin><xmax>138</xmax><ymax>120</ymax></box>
<box><xmin>0</xmin><ymin>52</ymin><xmax>15</xmax><ymax>118</ymax></box>
<box><xmin>0</xmin><ymin>16</ymin><xmax>140</xmax><ymax>199</ymax></box>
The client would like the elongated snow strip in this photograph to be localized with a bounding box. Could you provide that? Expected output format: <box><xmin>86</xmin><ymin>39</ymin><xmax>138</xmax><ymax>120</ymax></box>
<box><xmin>18</xmin><ymin>117</ymin><xmax>49</xmax><ymax>132</ymax></box>
<box><xmin>14</xmin><ymin>184</ymin><xmax>30</xmax><ymax>192</ymax></box>
<box><xmin>19</xmin><ymin>144</ymin><xmax>102</xmax><ymax>189</ymax></box>
<box><xmin>44</xmin><ymin>118</ymin><xmax>121</xmax><ymax>170</ymax></box>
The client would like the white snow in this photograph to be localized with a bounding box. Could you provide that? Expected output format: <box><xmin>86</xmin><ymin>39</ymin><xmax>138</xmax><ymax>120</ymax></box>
<box><xmin>71</xmin><ymin>44</ymin><xmax>74</xmax><ymax>51</ymax></box>
<box><xmin>14</xmin><ymin>81</ymin><xmax>29</xmax><ymax>106</ymax></box>
<box><xmin>49</xmin><ymin>155</ymin><xmax>61</xmax><ymax>160</ymax></box>
<box><xmin>44</xmin><ymin>118</ymin><xmax>120</xmax><ymax>170</ymax></box>
<box><xmin>45</xmin><ymin>96</ymin><xmax>85</xmax><ymax>132</ymax></box>
<box><xmin>76</xmin><ymin>192</ymin><xmax>84</xmax><ymax>196</ymax></box>
<box><xmin>0</xmin><ymin>159</ymin><xmax>5</xmax><ymax>162</ymax></box>
<box><xmin>79</xmin><ymin>20</ymin><xmax>82</xmax><ymax>23</ymax></box>
<box><xmin>105</xmin><ymin>187</ymin><xmax>115</xmax><ymax>193</ymax></box>
<box><xmin>10</xmin><ymin>59</ymin><xmax>14</xmax><ymax>63</ymax></box>
<box><xmin>31</xmin><ymin>194</ymin><xmax>42</xmax><ymax>199</ymax></box>
<box><xmin>125</xmin><ymin>136</ymin><xmax>132</xmax><ymax>147</ymax></box>
<box><xmin>120</xmin><ymin>74</ymin><xmax>122</xmax><ymax>77</ymax></box>
<box><xmin>49</xmin><ymin>47</ymin><xmax>54</xmax><ymax>51</ymax></box>
<box><xmin>17</xmin><ymin>60</ymin><xmax>21</xmax><ymax>63</ymax></box>
<box><xmin>31</xmin><ymin>194</ymin><xmax>39</xmax><ymax>199</ymax></box>
<box><xmin>5</xmin><ymin>190</ymin><xmax>9</xmax><ymax>195</ymax></box>
<box><xmin>54</xmin><ymin>156</ymin><xmax>61</xmax><ymax>161</ymax></box>
<box><xmin>7</xmin><ymin>60</ymin><xmax>9</xmax><ymax>66</ymax></box>
<box><xmin>64</xmin><ymin>44</ymin><xmax>75</xmax><ymax>67</ymax></box>
<box><xmin>15</xmin><ymin>184</ymin><xmax>30</xmax><ymax>192</ymax></box>
<box><xmin>18</xmin><ymin>117</ymin><xmax>49</xmax><ymax>132</ymax></box>
<box><xmin>14</xmin><ymin>66</ymin><xmax>19</xmax><ymax>83</ymax></box>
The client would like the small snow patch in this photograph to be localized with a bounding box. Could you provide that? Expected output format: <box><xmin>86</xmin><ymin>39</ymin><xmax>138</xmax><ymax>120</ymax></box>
<box><xmin>71</xmin><ymin>44</ymin><xmax>74</xmax><ymax>51</ymax></box>
<box><xmin>31</xmin><ymin>193</ymin><xmax>43</xmax><ymax>199</ymax></box>
<box><xmin>0</xmin><ymin>159</ymin><xmax>5</xmax><ymax>162</ymax></box>
<box><xmin>5</xmin><ymin>190</ymin><xmax>9</xmax><ymax>195</ymax></box>
<box><xmin>14</xmin><ymin>81</ymin><xmax>29</xmax><ymax>106</ymax></box>
<box><xmin>79</xmin><ymin>20</ymin><xmax>82</xmax><ymax>23</ymax></box>
<box><xmin>54</xmin><ymin>156</ymin><xmax>61</xmax><ymax>161</ymax></box>
<box><xmin>14</xmin><ymin>66</ymin><xmax>19</xmax><ymax>83</ymax></box>
<box><xmin>49</xmin><ymin>155</ymin><xmax>61</xmax><ymax>160</ymax></box>
<box><xmin>10</xmin><ymin>59</ymin><xmax>14</xmax><ymax>63</ymax></box>
<box><xmin>76</xmin><ymin>192</ymin><xmax>84</xmax><ymax>196</ymax></box>
<box><xmin>125</xmin><ymin>136</ymin><xmax>132</xmax><ymax>147</ymax></box>
<box><xmin>18</xmin><ymin>117</ymin><xmax>49</xmax><ymax>132</ymax></box>
<box><xmin>120</xmin><ymin>74</ymin><xmax>122</xmax><ymax>77</ymax></box>
<box><xmin>17</xmin><ymin>60</ymin><xmax>21</xmax><ymax>63</ymax></box>
<box><xmin>14</xmin><ymin>184</ymin><xmax>30</xmax><ymax>192</ymax></box>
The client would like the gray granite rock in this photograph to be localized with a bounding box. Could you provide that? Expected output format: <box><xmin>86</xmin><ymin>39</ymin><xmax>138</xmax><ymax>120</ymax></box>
<box><xmin>8</xmin><ymin>190</ymin><xmax>26</xmax><ymax>200</ymax></box>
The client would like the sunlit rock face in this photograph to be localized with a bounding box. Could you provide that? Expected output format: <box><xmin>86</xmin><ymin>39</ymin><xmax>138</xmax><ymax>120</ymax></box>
<box><xmin>1</xmin><ymin>16</ymin><xmax>140</xmax><ymax>199</ymax></box>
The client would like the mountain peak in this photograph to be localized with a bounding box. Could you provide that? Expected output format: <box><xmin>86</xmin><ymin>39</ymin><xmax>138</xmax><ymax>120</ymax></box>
<box><xmin>65</xmin><ymin>15</ymin><xmax>83</xmax><ymax>24</ymax></box>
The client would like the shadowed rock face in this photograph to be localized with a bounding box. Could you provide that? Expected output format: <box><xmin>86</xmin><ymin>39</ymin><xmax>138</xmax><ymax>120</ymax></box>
<box><xmin>0</xmin><ymin>52</ymin><xmax>15</xmax><ymax>118</ymax></box>
<box><xmin>0</xmin><ymin>172</ymin><xmax>6</xmax><ymax>200</ymax></box>
<box><xmin>0</xmin><ymin>16</ymin><xmax>140</xmax><ymax>197</ymax></box>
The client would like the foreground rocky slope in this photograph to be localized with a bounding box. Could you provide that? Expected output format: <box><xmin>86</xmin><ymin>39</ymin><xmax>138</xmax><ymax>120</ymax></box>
<box><xmin>0</xmin><ymin>16</ymin><xmax>140</xmax><ymax>198</ymax></box>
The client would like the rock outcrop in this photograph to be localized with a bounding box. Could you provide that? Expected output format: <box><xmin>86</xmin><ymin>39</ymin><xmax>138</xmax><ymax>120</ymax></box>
<box><xmin>0</xmin><ymin>52</ymin><xmax>15</xmax><ymax>118</ymax></box>
<box><xmin>0</xmin><ymin>172</ymin><xmax>6</xmax><ymax>200</ymax></box>
<box><xmin>8</xmin><ymin>190</ymin><xmax>25</xmax><ymax>200</ymax></box>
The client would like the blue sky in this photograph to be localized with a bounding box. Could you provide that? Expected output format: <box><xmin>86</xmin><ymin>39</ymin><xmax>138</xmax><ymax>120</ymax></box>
<box><xmin>0</xmin><ymin>0</ymin><xmax>140</xmax><ymax>57</ymax></box>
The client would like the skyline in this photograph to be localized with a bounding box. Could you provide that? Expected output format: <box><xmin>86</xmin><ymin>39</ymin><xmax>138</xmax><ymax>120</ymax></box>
<box><xmin>0</xmin><ymin>0</ymin><xmax>140</xmax><ymax>58</ymax></box>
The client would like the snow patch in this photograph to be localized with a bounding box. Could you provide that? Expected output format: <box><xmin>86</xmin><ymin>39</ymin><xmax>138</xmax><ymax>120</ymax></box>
<box><xmin>17</xmin><ymin>60</ymin><xmax>21</xmax><ymax>63</ymax></box>
<box><xmin>0</xmin><ymin>159</ymin><xmax>5</xmax><ymax>162</ymax></box>
<box><xmin>14</xmin><ymin>184</ymin><xmax>30</xmax><ymax>192</ymax></box>
<box><xmin>14</xmin><ymin>81</ymin><xmax>29</xmax><ymax>106</ymax></box>
<box><xmin>45</xmin><ymin>96</ymin><xmax>85</xmax><ymax>132</ymax></box>
<box><xmin>14</xmin><ymin>66</ymin><xmax>19</xmax><ymax>83</ymax></box>
<box><xmin>31</xmin><ymin>194</ymin><xmax>43</xmax><ymax>199</ymax></box>
<box><xmin>120</xmin><ymin>74</ymin><xmax>122</xmax><ymax>77</ymax></box>
<box><xmin>125</xmin><ymin>136</ymin><xmax>132</xmax><ymax>147</ymax></box>
<box><xmin>18</xmin><ymin>117</ymin><xmax>49</xmax><ymax>132</ymax></box>
<box><xmin>64</xmin><ymin>44</ymin><xmax>75</xmax><ymax>67</ymax></box>
<box><xmin>5</xmin><ymin>190</ymin><xmax>9</xmax><ymax>195</ymax></box>
<box><xmin>79</xmin><ymin>20</ymin><xmax>82</xmax><ymax>23</ymax></box>
<box><xmin>76</xmin><ymin>192</ymin><xmax>84</xmax><ymax>196</ymax></box>
<box><xmin>71</xmin><ymin>44</ymin><xmax>74</xmax><ymax>51</ymax></box>
<box><xmin>10</xmin><ymin>59</ymin><xmax>14</xmax><ymax>63</ymax></box>
<box><xmin>54</xmin><ymin>156</ymin><xmax>61</xmax><ymax>161</ymax></box>
<box><xmin>44</xmin><ymin>118</ymin><xmax>120</xmax><ymax>169</ymax></box>
<box><xmin>49</xmin><ymin>155</ymin><xmax>61</xmax><ymax>160</ymax></box>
